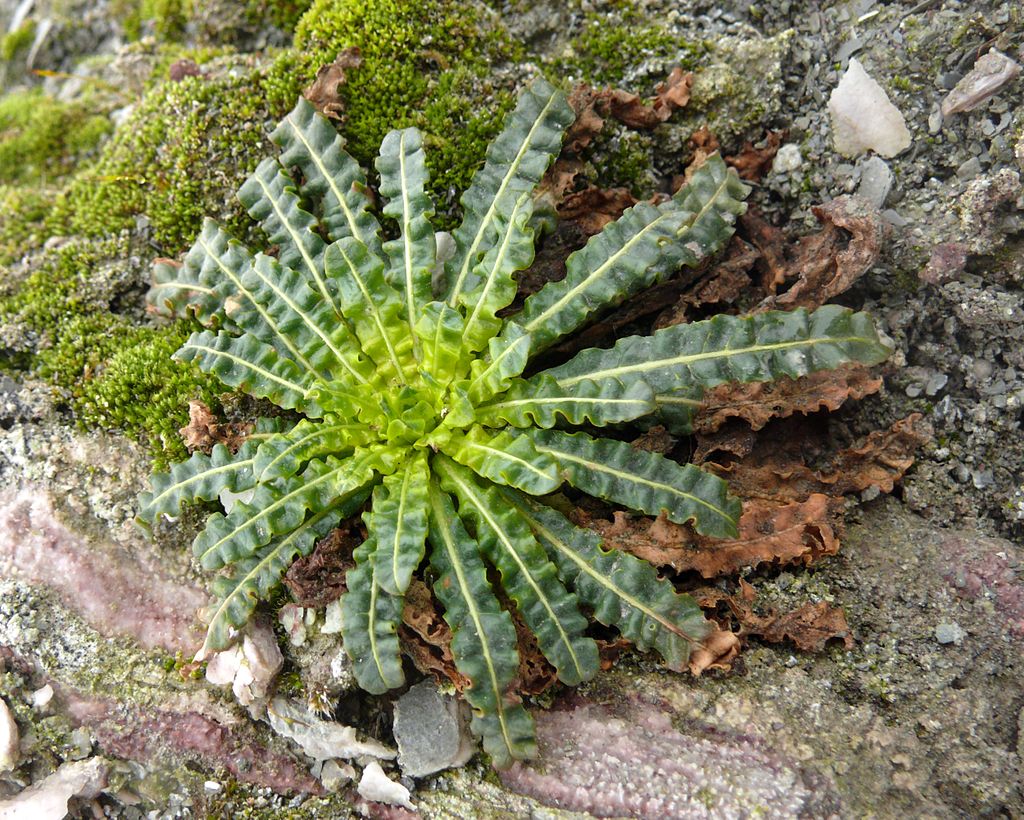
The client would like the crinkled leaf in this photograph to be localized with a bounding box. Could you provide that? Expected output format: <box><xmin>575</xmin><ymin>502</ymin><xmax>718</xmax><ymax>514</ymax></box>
<box><xmin>414</xmin><ymin>301</ymin><xmax>467</xmax><ymax>387</ymax></box>
<box><xmin>426</xmin><ymin>481</ymin><xmax>536</xmax><ymax>767</ymax></box>
<box><xmin>271</xmin><ymin>97</ymin><xmax>382</xmax><ymax>253</ymax></box>
<box><xmin>175</xmin><ymin>330</ymin><xmax>319</xmax><ymax>415</ymax></box>
<box><xmin>342</xmin><ymin>538</ymin><xmax>406</xmax><ymax>694</ymax></box>
<box><xmin>509</xmin><ymin>155</ymin><xmax>749</xmax><ymax>352</ymax></box>
<box><xmin>447</xmin><ymin>426</ymin><xmax>560</xmax><ymax>495</ymax></box>
<box><xmin>444</xmin><ymin>78</ymin><xmax>573</xmax><ymax>305</ymax></box>
<box><xmin>376</xmin><ymin>127</ymin><xmax>435</xmax><ymax>352</ymax></box>
<box><xmin>366</xmin><ymin>451</ymin><xmax>429</xmax><ymax>596</ymax></box>
<box><xmin>548</xmin><ymin>305</ymin><xmax>892</xmax><ymax>395</ymax></box>
<box><xmin>503</xmin><ymin>489</ymin><xmax>711</xmax><ymax>671</ymax></box>
<box><xmin>464</xmin><ymin>326</ymin><xmax>532</xmax><ymax>405</ymax></box>
<box><xmin>437</xmin><ymin>461</ymin><xmax>598</xmax><ymax>686</ymax></box>
<box><xmin>476</xmin><ymin>374</ymin><xmax>655</xmax><ymax>429</ymax></box>
<box><xmin>529</xmin><ymin>429</ymin><xmax>740</xmax><ymax>539</ymax></box>
<box><xmin>254</xmin><ymin>417</ymin><xmax>374</xmax><ymax>482</ymax></box>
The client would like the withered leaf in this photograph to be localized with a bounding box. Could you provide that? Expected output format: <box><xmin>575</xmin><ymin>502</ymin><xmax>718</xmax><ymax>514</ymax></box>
<box><xmin>584</xmin><ymin>494</ymin><xmax>842</xmax><ymax>578</ymax></box>
<box><xmin>557</xmin><ymin>185</ymin><xmax>637</xmax><ymax>235</ymax></box>
<box><xmin>283</xmin><ymin>526</ymin><xmax>358</xmax><ymax>608</ymax></box>
<box><xmin>399</xmin><ymin>578</ymin><xmax>469</xmax><ymax>689</ymax></box>
<box><xmin>565</xmin><ymin>84</ymin><xmax>607</xmax><ymax>153</ymax></box>
<box><xmin>725</xmin><ymin>130</ymin><xmax>786</xmax><ymax>181</ymax></box>
<box><xmin>178</xmin><ymin>400</ymin><xmax>253</xmax><ymax>455</ymax></box>
<box><xmin>607</xmin><ymin>67</ymin><xmax>694</xmax><ymax>129</ymax></box>
<box><xmin>694</xmin><ymin>363</ymin><xmax>884</xmax><ymax>434</ymax></box>
<box><xmin>688</xmin><ymin>626</ymin><xmax>741</xmax><ymax>676</ymax></box>
<box><xmin>654</xmin><ymin>237</ymin><xmax>758</xmax><ymax>328</ymax></box>
<box><xmin>708</xmin><ymin>414</ymin><xmax>930</xmax><ymax>502</ymax></box>
<box><xmin>304</xmin><ymin>48</ymin><xmax>362</xmax><ymax>120</ymax></box>
<box><xmin>756</xmin><ymin>196</ymin><xmax>887</xmax><ymax>310</ymax></box>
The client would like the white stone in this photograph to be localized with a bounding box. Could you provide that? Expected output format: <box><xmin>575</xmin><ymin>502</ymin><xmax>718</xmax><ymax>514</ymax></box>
<box><xmin>322</xmin><ymin>598</ymin><xmax>343</xmax><ymax>634</ymax></box>
<box><xmin>204</xmin><ymin>621</ymin><xmax>282</xmax><ymax>706</ymax></box>
<box><xmin>280</xmin><ymin>604</ymin><xmax>308</xmax><ymax>647</ymax></box>
<box><xmin>319</xmin><ymin>759</ymin><xmax>356</xmax><ymax>792</ymax></box>
<box><xmin>0</xmin><ymin>697</ymin><xmax>18</xmax><ymax>772</ymax></box>
<box><xmin>828</xmin><ymin>58</ymin><xmax>911</xmax><ymax>158</ymax></box>
<box><xmin>0</xmin><ymin>757</ymin><xmax>107</xmax><ymax>819</ymax></box>
<box><xmin>771</xmin><ymin>143</ymin><xmax>803</xmax><ymax>174</ymax></box>
<box><xmin>267</xmin><ymin>697</ymin><xmax>395</xmax><ymax>761</ymax></box>
<box><xmin>941</xmin><ymin>50</ymin><xmax>1022</xmax><ymax>117</ymax></box>
<box><xmin>357</xmin><ymin>761</ymin><xmax>416</xmax><ymax>811</ymax></box>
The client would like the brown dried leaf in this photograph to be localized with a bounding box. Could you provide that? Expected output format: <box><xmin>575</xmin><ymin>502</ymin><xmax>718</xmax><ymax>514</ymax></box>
<box><xmin>728</xmin><ymin>599</ymin><xmax>853</xmax><ymax>651</ymax></box>
<box><xmin>565</xmin><ymin>85</ymin><xmax>607</xmax><ymax>153</ymax></box>
<box><xmin>607</xmin><ymin>68</ymin><xmax>694</xmax><ymax>129</ymax></box>
<box><xmin>168</xmin><ymin>59</ymin><xmax>201</xmax><ymax>83</ymax></box>
<box><xmin>399</xmin><ymin>579</ymin><xmax>469</xmax><ymax>690</ymax></box>
<box><xmin>303</xmin><ymin>48</ymin><xmax>362</xmax><ymax>120</ymax></box>
<box><xmin>688</xmin><ymin>626</ymin><xmax>741</xmax><ymax>675</ymax></box>
<box><xmin>694</xmin><ymin>363</ymin><xmax>884</xmax><ymax>434</ymax></box>
<box><xmin>712</xmin><ymin>414</ymin><xmax>930</xmax><ymax>503</ymax></box>
<box><xmin>558</xmin><ymin>186</ymin><xmax>637</xmax><ymax>235</ymax></box>
<box><xmin>654</xmin><ymin>237</ymin><xmax>759</xmax><ymax>328</ymax></box>
<box><xmin>283</xmin><ymin>526</ymin><xmax>358</xmax><ymax>608</ymax></box>
<box><xmin>630</xmin><ymin>425</ymin><xmax>676</xmax><ymax>455</ymax></box>
<box><xmin>178</xmin><ymin>400</ymin><xmax>253</xmax><ymax>454</ymax></box>
<box><xmin>585</xmin><ymin>494</ymin><xmax>841</xmax><ymax>578</ymax></box>
<box><xmin>756</xmin><ymin>196</ymin><xmax>887</xmax><ymax>310</ymax></box>
<box><xmin>725</xmin><ymin>130</ymin><xmax>786</xmax><ymax>181</ymax></box>
<box><xmin>509</xmin><ymin>606</ymin><xmax>558</xmax><ymax>697</ymax></box>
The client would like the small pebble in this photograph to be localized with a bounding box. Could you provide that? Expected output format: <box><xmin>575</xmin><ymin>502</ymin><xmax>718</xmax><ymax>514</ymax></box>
<box><xmin>934</xmin><ymin>622</ymin><xmax>965</xmax><ymax>645</ymax></box>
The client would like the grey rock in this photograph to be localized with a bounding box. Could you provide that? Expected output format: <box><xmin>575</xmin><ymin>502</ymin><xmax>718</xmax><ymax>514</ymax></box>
<box><xmin>934</xmin><ymin>622</ymin><xmax>966</xmax><ymax>645</ymax></box>
<box><xmin>393</xmin><ymin>680</ymin><xmax>475</xmax><ymax>779</ymax></box>
<box><xmin>857</xmin><ymin>156</ymin><xmax>893</xmax><ymax>207</ymax></box>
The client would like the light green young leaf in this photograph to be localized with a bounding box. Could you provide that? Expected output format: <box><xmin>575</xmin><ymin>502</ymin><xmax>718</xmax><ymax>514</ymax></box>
<box><xmin>547</xmin><ymin>305</ymin><xmax>892</xmax><ymax>395</ymax></box>
<box><xmin>529</xmin><ymin>429</ymin><xmax>741</xmax><ymax>539</ymax></box>
<box><xmin>271</xmin><ymin>97</ymin><xmax>382</xmax><ymax>254</ymax></box>
<box><xmin>254</xmin><ymin>417</ymin><xmax>374</xmax><ymax>482</ymax></box>
<box><xmin>367</xmin><ymin>451</ymin><xmax>430</xmax><ymax>596</ymax></box>
<box><xmin>427</xmin><ymin>481</ymin><xmax>536</xmax><ymax>767</ymax></box>
<box><xmin>475</xmin><ymin>374</ymin><xmax>655</xmax><ymax>429</ymax></box>
<box><xmin>464</xmin><ymin>325</ymin><xmax>532</xmax><ymax>405</ymax></box>
<box><xmin>438</xmin><ymin>462</ymin><xmax>599</xmax><ymax>686</ymax></box>
<box><xmin>414</xmin><ymin>301</ymin><xmax>467</xmax><ymax>387</ymax></box>
<box><xmin>324</xmin><ymin>237</ymin><xmax>416</xmax><ymax>384</ymax></box>
<box><xmin>342</xmin><ymin>538</ymin><xmax>406</xmax><ymax>695</ymax></box>
<box><xmin>446</xmin><ymin>426</ymin><xmax>560</xmax><ymax>495</ymax></box>
<box><xmin>444</xmin><ymin>77</ymin><xmax>573</xmax><ymax>306</ymax></box>
<box><xmin>175</xmin><ymin>330</ymin><xmax>319</xmax><ymax>415</ymax></box>
<box><xmin>508</xmin><ymin>155</ymin><xmax>749</xmax><ymax>352</ymax></box>
<box><xmin>376</xmin><ymin>127</ymin><xmax>435</xmax><ymax>353</ymax></box>
<box><xmin>503</xmin><ymin>489</ymin><xmax>711</xmax><ymax>671</ymax></box>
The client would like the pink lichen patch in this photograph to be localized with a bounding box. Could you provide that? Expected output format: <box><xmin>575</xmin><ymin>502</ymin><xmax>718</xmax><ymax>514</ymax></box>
<box><xmin>943</xmin><ymin>536</ymin><xmax>1024</xmax><ymax>639</ymax></box>
<box><xmin>500</xmin><ymin>696</ymin><xmax>837</xmax><ymax>818</ymax></box>
<box><xmin>64</xmin><ymin>691</ymin><xmax>321</xmax><ymax>795</ymax></box>
<box><xmin>0</xmin><ymin>487</ymin><xmax>206</xmax><ymax>653</ymax></box>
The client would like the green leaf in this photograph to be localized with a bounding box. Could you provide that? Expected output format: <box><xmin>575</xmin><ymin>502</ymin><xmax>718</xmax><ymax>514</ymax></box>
<box><xmin>414</xmin><ymin>301</ymin><xmax>467</xmax><ymax>387</ymax></box>
<box><xmin>324</xmin><ymin>238</ymin><xmax>416</xmax><ymax>384</ymax></box>
<box><xmin>342</xmin><ymin>538</ymin><xmax>406</xmax><ymax>695</ymax></box>
<box><xmin>138</xmin><ymin>436</ymin><xmax>262</xmax><ymax>524</ymax></box>
<box><xmin>509</xmin><ymin>155</ymin><xmax>749</xmax><ymax>352</ymax></box>
<box><xmin>146</xmin><ymin>219</ymin><xmax>247</xmax><ymax>329</ymax></box>
<box><xmin>237</xmin><ymin>157</ymin><xmax>336</xmax><ymax>313</ymax></box>
<box><xmin>459</xmin><ymin>191</ymin><xmax>535</xmax><ymax>353</ymax></box>
<box><xmin>548</xmin><ymin>305</ymin><xmax>892</xmax><ymax>395</ymax></box>
<box><xmin>529</xmin><ymin>429</ymin><xmax>740</xmax><ymax>539</ymax></box>
<box><xmin>426</xmin><ymin>481</ymin><xmax>536</xmax><ymax>767</ymax></box>
<box><xmin>192</xmin><ymin>451</ymin><xmax>380</xmax><ymax>571</ymax></box>
<box><xmin>236</xmin><ymin>253</ymin><xmax>375</xmax><ymax>385</ymax></box>
<box><xmin>271</xmin><ymin>98</ymin><xmax>382</xmax><ymax>254</ymax></box>
<box><xmin>502</xmin><ymin>489</ymin><xmax>711</xmax><ymax>671</ymax></box>
<box><xmin>476</xmin><ymin>374</ymin><xmax>655</xmax><ymax>429</ymax></box>
<box><xmin>464</xmin><ymin>325</ymin><xmax>532</xmax><ymax>405</ymax></box>
<box><xmin>254</xmin><ymin>417</ymin><xmax>374</xmax><ymax>482</ymax></box>
<box><xmin>438</xmin><ymin>462</ymin><xmax>599</xmax><ymax>686</ymax></box>
<box><xmin>366</xmin><ymin>451</ymin><xmax>430</xmax><ymax>596</ymax></box>
<box><xmin>175</xmin><ymin>329</ymin><xmax>319</xmax><ymax>415</ymax></box>
<box><xmin>444</xmin><ymin>78</ymin><xmax>573</xmax><ymax>306</ymax></box>
<box><xmin>203</xmin><ymin>496</ymin><xmax>364</xmax><ymax>654</ymax></box>
<box><xmin>376</xmin><ymin>127</ymin><xmax>435</xmax><ymax>354</ymax></box>
<box><xmin>650</xmin><ymin>387</ymin><xmax>703</xmax><ymax>435</ymax></box>
<box><xmin>447</xmin><ymin>426</ymin><xmax>560</xmax><ymax>495</ymax></box>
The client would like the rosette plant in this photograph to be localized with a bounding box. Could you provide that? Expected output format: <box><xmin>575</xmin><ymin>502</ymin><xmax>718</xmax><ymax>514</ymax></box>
<box><xmin>139</xmin><ymin>79</ymin><xmax>890</xmax><ymax>765</ymax></box>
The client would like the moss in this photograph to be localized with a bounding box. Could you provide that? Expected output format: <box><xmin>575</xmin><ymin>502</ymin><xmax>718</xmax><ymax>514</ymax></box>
<box><xmin>56</xmin><ymin>56</ymin><xmax>271</xmax><ymax>255</ymax></box>
<box><xmin>558</xmin><ymin>6</ymin><xmax>706</xmax><ymax>85</ymax></box>
<box><xmin>592</xmin><ymin>129</ymin><xmax>658</xmax><ymax>195</ymax></box>
<box><xmin>0</xmin><ymin>19</ymin><xmax>35</xmax><ymax>61</ymax></box>
<box><xmin>0</xmin><ymin>89</ymin><xmax>112</xmax><ymax>186</ymax></box>
<box><xmin>39</xmin><ymin>317</ymin><xmax>224</xmax><ymax>465</ymax></box>
<box><xmin>263</xmin><ymin>0</ymin><xmax>520</xmax><ymax>225</ymax></box>
<box><xmin>0</xmin><ymin>185</ymin><xmax>49</xmax><ymax>264</ymax></box>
